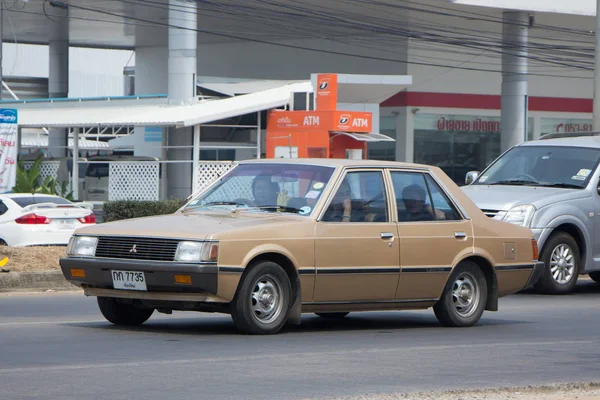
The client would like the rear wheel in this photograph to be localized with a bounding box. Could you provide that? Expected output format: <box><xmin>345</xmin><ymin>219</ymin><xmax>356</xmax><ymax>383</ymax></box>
<box><xmin>315</xmin><ymin>312</ymin><xmax>349</xmax><ymax>319</ymax></box>
<box><xmin>434</xmin><ymin>261</ymin><xmax>487</xmax><ymax>327</ymax></box>
<box><xmin>231</xmin><ymin>261</ymin><xmax>291</xmax><ymax>335</ymax></box>
<box><xmin>589</xmin><ymin>271</ymin><xmax>600</xmax><ymax>284</ymax></box>
<box><xmin>97</xmin><ymin>297</ymin><xmax>154</xmax><ymax>326</ymax></box>
<box><xmin>534</xmin><ymin>232</ymin><xmax>580</xmax><ymax>295</ymax></box>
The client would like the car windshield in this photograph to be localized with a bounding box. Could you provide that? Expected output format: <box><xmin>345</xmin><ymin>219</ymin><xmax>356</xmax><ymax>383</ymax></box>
<box><xmin>11</xmin><ymin>196</ymin><xmax>73</xmax><ymax>208</ymax></box>
<box><xmin>474</xmin><ymin>145</ymin><xmax>600</xmax><ymax>189</ymax></box>
<box><xmin>184</xmin><ymin>163</ymin><xmax>336</xmax><ymax>216</ymax></box>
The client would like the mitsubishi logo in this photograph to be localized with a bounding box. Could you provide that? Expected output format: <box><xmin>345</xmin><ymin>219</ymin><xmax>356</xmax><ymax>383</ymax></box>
<box><xmin>129</xmin><ymin>244</ymin><xmax>137</xmax><ymax>253</ymax></box>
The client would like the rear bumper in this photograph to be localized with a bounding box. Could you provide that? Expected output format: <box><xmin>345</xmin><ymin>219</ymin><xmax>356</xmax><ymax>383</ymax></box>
<box><xmin>525</xmin><ymin>261</ymin><xmax>545</xmax><ymax>288</ymax></box>
<box><xmin>59</xmin><ymin>257</ymin><xmax>218</xmax><ymax>295</ymax></box>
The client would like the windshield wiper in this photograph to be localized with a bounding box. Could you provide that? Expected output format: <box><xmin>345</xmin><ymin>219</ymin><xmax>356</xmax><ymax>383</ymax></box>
<box><xmin>185</xmin><ymin>201</ymin><xmax>247</xmax><ymax>210</ymax></box>
<box><xmin>487</xmin><ymin>179</ymin><xmax>540</xmax><ymax>186</ymax></box>
<box><xmin>256</xmin><ymin>205</ymin><xmax>303</xmax><ymax>214</ymax></box>
<box><xmin>541</xmin><ymin>183</ymin><xmax>583</xmax><ymax>189</ymax></box>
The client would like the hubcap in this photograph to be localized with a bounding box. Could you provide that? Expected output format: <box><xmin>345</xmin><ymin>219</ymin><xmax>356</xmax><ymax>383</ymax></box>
<box><xmin>550</xmin><ymin>244</ymin><xmax>575</xmax><ymax>285</ymax></box>
<box><xmin>251</xmin><ymin>274</ymin><xmax>284</xmax><ymax>325</ymax></box>
<box><xmin>452</xmin><ymin>272</ymin><xmax>480</xmax><ymax>318</ymax></box>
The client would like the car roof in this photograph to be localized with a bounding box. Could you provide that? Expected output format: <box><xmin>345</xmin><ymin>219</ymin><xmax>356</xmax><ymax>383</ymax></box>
<box><xmin>522</xmin><ymin>136</ymin><xmax>600</xmax><ymax>148</ymax></box>
<box><xmin>239</xmin><ymin>158</ymin><xmax>433</xmax><ymax>169</ymax></box>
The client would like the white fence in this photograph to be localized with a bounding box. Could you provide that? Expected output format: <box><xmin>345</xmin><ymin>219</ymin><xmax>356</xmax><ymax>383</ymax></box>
<box><xmin>108</xmin><ymin>162</ymin><xmax>160</xmax><ymax>201</ymax></box>
<box><xmin>195</xmin><ymin>161</ymin><xmax>239</xmax><ymax>192</ymax></box>
<box><xmin>20</xmin><ymin>160</ymin><xmax>239</xmax><ymax>201</ymax></box>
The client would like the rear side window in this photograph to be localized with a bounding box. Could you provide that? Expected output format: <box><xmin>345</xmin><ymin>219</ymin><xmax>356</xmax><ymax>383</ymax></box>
<box><xmin>0</xmin><ymin>201</ymin><xmax>8</xmax><ymax>215</ymax></box>
<box><xmin>11</xmin><ymin>196</ymin><xmax>73</xmax><ymax>208</ymax></box>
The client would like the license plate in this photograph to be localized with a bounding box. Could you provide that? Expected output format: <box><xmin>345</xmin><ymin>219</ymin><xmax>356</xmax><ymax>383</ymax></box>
<box><xmin>111</xmin><ymin>270</ymin><xmax>147</xmax><ymax>291</ymax></box>
<box><xmin>58</xmin><ymin>219</ymin><xmax>75</xmax><ymax>229</ymax></box>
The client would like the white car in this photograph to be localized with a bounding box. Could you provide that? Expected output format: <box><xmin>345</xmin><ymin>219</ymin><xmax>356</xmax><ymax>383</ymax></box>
<box><xmin>0</xmin><ymin>193</ymin><xmax>96</xmax><ymax>247</ymax></box>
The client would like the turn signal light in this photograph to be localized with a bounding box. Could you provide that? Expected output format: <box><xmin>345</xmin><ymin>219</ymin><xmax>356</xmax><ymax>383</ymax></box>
<box><xmin>70</xmin><ymin>268</ymin><xmax>86</xmax><ymax>278</ymax></box>
<box><xmin>175</xmin><ymin>274</ymin><xmax>192</xmax><ymax>285</ymax></box>
<box><xmin>78</xmin><ymin>214</ymin><xmax>96</xmax><ymax>224</ymax></box>
<box><xmin>532</xmin><ymin>239</ymin><xmax>539</xmax><ymax>260</ymax></box>
<box><xmin>15</xmin><ymin>213</ymin><xmax>51</xmax><ymax>225</ymax></box>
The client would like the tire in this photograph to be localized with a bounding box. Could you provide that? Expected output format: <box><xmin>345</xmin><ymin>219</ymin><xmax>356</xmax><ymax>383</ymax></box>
<box><xmin>434</xmin><ymin>261</ymin><xmax>487</xmax><ymax>327</ymax></box>
<box><xmin>589</xmin><ymin>271</ymin><xmax>600</xmax><ymax>284</ymax></box>
<box><xmin>315</xmin><ymin>312</ymin><xmax>349</xmax><ymax>319</ymax></box>
<box><xmin>534</xmin><ymin>232</ymin><xmax>580</xmax><ymax>295</ymax></box>
<box><xmin>97</xmin><ymin>297</ymin><xmax>154</xmax><ymax>326</ymax></box>
<box><xmin>231</xmin><ymin>261</ymin><xmax>292</xmax><ymax>335</ymax></box>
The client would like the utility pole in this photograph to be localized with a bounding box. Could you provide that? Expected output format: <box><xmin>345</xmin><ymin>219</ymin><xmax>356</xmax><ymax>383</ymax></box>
<box><xmin>593</xmin><ymin>0</ymin><xmax>600</xmax><ymax>130</ymax></box>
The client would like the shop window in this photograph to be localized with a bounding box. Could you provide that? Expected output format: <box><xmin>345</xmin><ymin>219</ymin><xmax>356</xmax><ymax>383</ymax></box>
<box><xmin>368</xmin><ymin>116</ymin><xmax>396</xmax><ymax>161</ymax></box>
<box><xmin>307</xmin><ymin>147</ymin><xmax>327</xmax><ymax>158</ymax></box>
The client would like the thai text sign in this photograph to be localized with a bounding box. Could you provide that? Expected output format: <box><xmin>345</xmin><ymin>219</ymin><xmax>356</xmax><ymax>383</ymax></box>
<box><xmin>0</xmin><ymin>108</ymin><xmax>18</xmax><ymax>193</ymax></box>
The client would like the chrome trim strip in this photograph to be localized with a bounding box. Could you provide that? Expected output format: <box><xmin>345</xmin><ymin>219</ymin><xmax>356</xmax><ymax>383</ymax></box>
<box><xmin>317</xmin><ymin>267</ymin><xmax>400</xmax><ymax>275</ymax></box>
<box><xmin>495</xmin><ymin>264</ymin><xmax>534</xmax><ymax>271</ymax></box>
<box><xmin>218</xmin><ymin>266</ymin><xmax>245</xmax><ymax>273</ymax></box>
<box><xmin>402</xmin><ymin>267</ymin><xmax>452</xmax><ymax>273</ymax></box>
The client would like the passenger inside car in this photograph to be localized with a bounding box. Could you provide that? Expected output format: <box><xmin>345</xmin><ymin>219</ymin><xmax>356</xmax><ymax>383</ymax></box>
<box><xmin>251</xmin><ymin>175</ymin><xmax>280</xmax><ymax>206</ymax></box>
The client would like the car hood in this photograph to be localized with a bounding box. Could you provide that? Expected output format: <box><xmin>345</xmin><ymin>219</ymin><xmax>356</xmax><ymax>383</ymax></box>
<box><xmin>461</xmin><ymin>184</ymin><xmax>588</xmax><ymax>211</ymax></box>
<box><xmin>74</xmin><ymin>210</ymin><xmax>307</xmax><ymax>240</ymax></box>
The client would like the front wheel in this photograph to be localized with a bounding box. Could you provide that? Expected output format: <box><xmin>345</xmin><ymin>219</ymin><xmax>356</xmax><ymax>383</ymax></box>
<box><xmin>534</xmin><ymin>232</ymin><xmax>580</xmax><ymax>295</ymax></box>
<box><xmin>231</xmin><ymin>261</ymin><xmax>291</xmax><ymax>335</ymax></box>
<box><xmin>97</xmin><ymin>297</ymin><xmax>154</xmax><ymax>326</ymax></box>
<box><xmin>434</xmin><ymin>261</ymin><xmax>487</xmax><ymax>327</ymax></box>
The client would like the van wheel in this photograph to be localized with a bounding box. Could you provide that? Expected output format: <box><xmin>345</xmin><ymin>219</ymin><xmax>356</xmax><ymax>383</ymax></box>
<box><xmin>534</xmin><ymin>232</ymin><xmax>580</xmax><ymax>295</ymax></box>
<box><xmin>434</xmin><ymin>261</ymin><xmax>487</xmax><ymax>327</ymax></box>
<box><xmin>231</xmin><ymin>261</ymin><xmax>291</xmax><ymax>335</ymax></box>
<box><xmin>589</xmin><ymin>271</ymin><xmax>600</xmax><ymax>284</ymax></box>
<box><xmin>97</xmin><ymin>297</ymin><xmax>154</xmax><ymax>326</ymax></box>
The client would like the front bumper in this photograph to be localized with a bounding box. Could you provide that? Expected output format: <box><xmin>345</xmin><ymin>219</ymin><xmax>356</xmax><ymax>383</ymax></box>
<box><xmin>59</xmin><ymin>257</ymin><xmax>218</xmax><ymax>294</ymax></box>
<box><xmin>525</xmin><ymin>261</ymin><xmax>545</xmax><ymax>288</ymax></box>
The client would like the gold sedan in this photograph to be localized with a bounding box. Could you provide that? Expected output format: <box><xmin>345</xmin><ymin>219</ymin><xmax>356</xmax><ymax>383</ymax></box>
<box><xmin>60</xmin><ymin>159</ymin><xmax>543</xmax><ymax>334</ymax></box>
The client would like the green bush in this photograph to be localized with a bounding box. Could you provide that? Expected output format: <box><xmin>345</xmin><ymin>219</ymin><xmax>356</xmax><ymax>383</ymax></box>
<box><xmin>103</xmin><ymin>199</ymin><xmax>187</xmax><ymax>222</ymax></box>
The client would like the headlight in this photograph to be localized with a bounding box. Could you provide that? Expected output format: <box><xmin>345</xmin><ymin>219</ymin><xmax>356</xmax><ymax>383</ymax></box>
<box><xmin>175</xmin><ymin>241</ymin><xmax>219</xmax><ymax>263</ymax></box>
<box><xmin>68</xmin><ymin>236</ymin><xmax>98</xmax><ymax>257</ymax></box>
<box><xmin>503</xmin><ymin>205</ymin><xmax>536</xmax><ymax>227</ymax></box>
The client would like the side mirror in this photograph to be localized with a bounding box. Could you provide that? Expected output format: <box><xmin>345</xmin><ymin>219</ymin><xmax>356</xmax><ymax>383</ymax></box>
<box><xmin>465</xmin><ymin>171</ymin><xmax>480</xmax><ymax>185</ymax></box>
<box><xmin>597</xmin><ymin>181</ymin><xmax>600</xmax><ymax>195</ymax></box>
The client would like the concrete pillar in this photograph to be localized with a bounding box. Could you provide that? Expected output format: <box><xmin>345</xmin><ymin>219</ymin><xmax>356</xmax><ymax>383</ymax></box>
<box><xmin>168</xmin><ymin>0</ymin><xmax>197</xmax><ymax>105</ymax></box>
<box><xmin>48</xmin><ymin>20</ymin><xmax>69</xmax><ymax>158</ymax></box>
<box><xmin>500</xmin><ymin>11</ymin><xmax>529</xmax><ymax>151</ymax></box>
<box><xmin>167</xmin><ymin>0</ymin><xmax>197</xmax><ymax>198</ymax></box>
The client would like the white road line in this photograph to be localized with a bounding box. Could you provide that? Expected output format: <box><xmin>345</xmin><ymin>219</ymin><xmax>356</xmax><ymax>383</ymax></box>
<box><xmin>0</xmin><ymin>340</ymin><xmax>596</xmax><ymax>374</ymax></box>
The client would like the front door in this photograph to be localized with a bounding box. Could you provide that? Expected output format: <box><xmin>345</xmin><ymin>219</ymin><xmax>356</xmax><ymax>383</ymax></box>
<box><xmin>389</xmin><ymin>170</ymin><xmax>474</xmax><ymax>301</ymax></box>
<box><xmin>313</xmin><ymin>169</ymin><xmax>400</xmax><ymax>302</ymax></box>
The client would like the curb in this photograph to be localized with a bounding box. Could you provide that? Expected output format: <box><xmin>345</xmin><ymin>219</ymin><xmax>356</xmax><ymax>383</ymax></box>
<box><xmin>0</xmin><ymin>271</ymin><xmax>79</xmax><ymax>292</ymax></box>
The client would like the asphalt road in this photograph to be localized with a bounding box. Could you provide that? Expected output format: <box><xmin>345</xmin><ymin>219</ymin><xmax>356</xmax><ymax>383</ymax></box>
<box><xmin>1</xmin><ymin>282</ymin><xmax>600</xmax><ymax>400</ymax></box>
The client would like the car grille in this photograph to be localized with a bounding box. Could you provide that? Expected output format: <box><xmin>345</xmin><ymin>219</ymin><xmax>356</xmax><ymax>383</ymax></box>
<box><xmin>481</xmin><ymin>209</ymin><xmax>501</xmax><ymax>218</ymax></box>
<box><xmin>95</xmin><ymin>236</ymin><xmax>180</xmax><ymax>261</ymax></box>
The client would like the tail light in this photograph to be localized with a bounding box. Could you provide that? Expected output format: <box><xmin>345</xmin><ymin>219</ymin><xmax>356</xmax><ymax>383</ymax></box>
<box><xmin>532</xmin><ymin>239</ymin><xmax>539</xmax><ymax>260</ymax></box>
<box><xmin>78</xmin><ymin>214</ymin><xmax>96</xmax><ymax>224</ymax></box>
<box><xmin>15</xmin><ymin>213</ymin><xmax>52</xmax><ymax>225</ymax></box>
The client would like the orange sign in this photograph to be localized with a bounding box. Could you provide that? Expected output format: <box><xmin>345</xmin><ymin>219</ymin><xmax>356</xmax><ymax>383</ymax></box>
<box><xmin>268</xmin><ymin>110</ymin><xmax>372</xmax><ymax>133</ymax></box>
<box><xmin>315</xmin><ymin>73</ymin><xmax>338</xmax><ymax>111</ymax></box>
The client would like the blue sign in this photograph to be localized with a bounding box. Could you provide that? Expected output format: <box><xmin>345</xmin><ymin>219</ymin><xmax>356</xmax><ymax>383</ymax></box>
<box><xmin>0</xmin><ymin>108</ymin><xmax>18</xmax><ymax>124</ymax></box>
<box><xmin>144</xmin><ymin>126</ymin><xmax>162</xmax><ymax>142</ymax></box>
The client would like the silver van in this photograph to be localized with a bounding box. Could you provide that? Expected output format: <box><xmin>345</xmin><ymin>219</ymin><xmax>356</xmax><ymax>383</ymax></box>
<box><xmin>462</xmin><ymin>134</ymin><xmax>600</xmax><ymax>294</ymax></box>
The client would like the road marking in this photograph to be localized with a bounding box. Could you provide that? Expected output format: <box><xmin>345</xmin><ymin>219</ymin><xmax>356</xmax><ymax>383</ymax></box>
<box><xmin>0</xmin><ymin>339</ymin><xmax>596</xmax><ymax>374</ymax></box>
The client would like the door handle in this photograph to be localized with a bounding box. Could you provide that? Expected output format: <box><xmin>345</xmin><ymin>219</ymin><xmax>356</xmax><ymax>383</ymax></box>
<box><xmin>380</xmin><ymin>232</ymin><xmax>394</xmax><ymax>239</ymax></box>
<box><xmin>454</xmin><ymin>231</ymin><xmax>467</xmax><ymax>239</ymax></box>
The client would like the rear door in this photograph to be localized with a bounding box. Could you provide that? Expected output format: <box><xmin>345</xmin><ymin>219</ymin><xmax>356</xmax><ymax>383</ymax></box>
<box><xmin>390</xmin><ymin>170</ymin><xmax>474</xmax><ymax>301</ymax></box>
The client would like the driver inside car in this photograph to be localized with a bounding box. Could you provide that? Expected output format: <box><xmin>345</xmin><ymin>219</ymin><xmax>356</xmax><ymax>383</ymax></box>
<box><xmin>401</xmin><ymin>184</ymin><xmax>445</xmax><ymax>222</ymax></box>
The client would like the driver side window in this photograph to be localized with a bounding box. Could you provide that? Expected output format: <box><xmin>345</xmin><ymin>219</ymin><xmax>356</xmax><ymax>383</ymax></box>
<box><xmin>0</xmin><ymin>201</ymin><xmax>7</xmax><ymax>216</ymax></box>
<box><xmin>322</xmin><ymin>171</ymin><xmax>388</xmax><ymax>223</ymax></box>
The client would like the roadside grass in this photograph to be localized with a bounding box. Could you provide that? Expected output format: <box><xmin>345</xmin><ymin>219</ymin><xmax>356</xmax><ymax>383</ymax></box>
<box><xmin>0</xmin><ymin>246</ymin><xmax>65</xmax><ymax>273</ymax></box>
